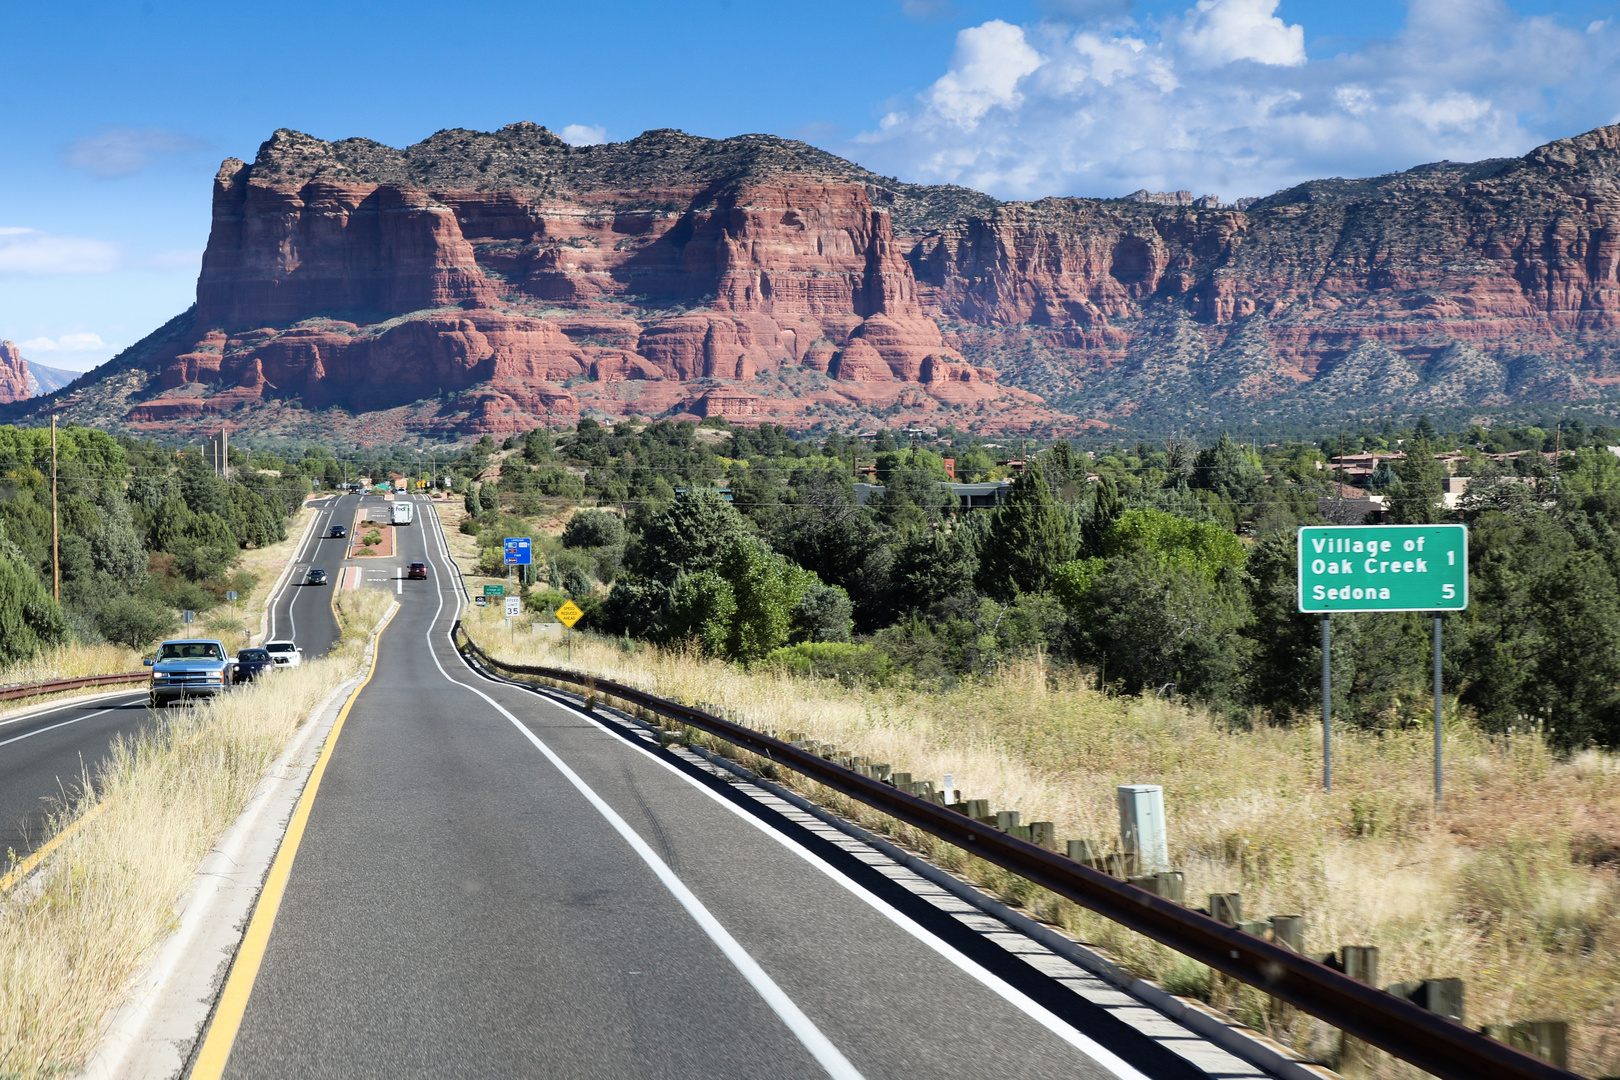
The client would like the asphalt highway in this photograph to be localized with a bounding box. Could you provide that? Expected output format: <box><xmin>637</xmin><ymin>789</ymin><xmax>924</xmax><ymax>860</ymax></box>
<box><xmin>0</xmin><ymin>493</ymin><xmax>353</xmax><ymax>862</ymax></box>
<box><xmin>211</xmin><ymin>499</ymin><xmax>1215</xmax><ymax>1080</ymax></box>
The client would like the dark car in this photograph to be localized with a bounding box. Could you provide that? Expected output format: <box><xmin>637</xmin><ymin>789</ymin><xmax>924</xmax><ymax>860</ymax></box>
<box><xmin>306</xmin><ymin>568</ymin><xmax>329</xmax><ymax>586</ymax></box>
<box><xmin>233</xmin><ymin>647</ymin><xmax>275</xmax><ymax>684</ymax></box>
<box><xmin>328</xmin><ymin>524</ymin><xmax>347</xmax><ymax>538</ymax></box>
<box><xmin>407</xmin><ymin>562</ymin><xmax>428</xmax><ymax>580</ymax></box>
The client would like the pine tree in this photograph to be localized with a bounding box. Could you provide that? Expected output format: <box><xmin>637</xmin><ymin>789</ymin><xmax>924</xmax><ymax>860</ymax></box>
<box><xmin>975</xmin><ymin>462</ymin><xmax>1077</xmax><ymax>601</ymax></box>
<box><xmin>1390</xmin><ymin>436</ymin><xmax>1444</xmax><ymax>524</ymax></box>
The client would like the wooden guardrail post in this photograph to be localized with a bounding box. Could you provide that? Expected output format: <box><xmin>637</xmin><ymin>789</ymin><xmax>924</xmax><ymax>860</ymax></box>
<box><xmin>1209</xmin><ymin>893</ymin><xmax>1242</xmax><ymax>926</ymax></box>
<box><xmin>1481</xmin><ymin>1022</ymin><xmax>1567</xmax><ymax>1069</ymax></box>
<box><xmin>1065</xmin><ymin>839</ymin><xmax>1097</xmax><ymax>867</ymax></box>
<box><xmin>1336</xmin><ymin>946</ymin><xmax>1380</xmax><ymax>1077</ymax></box>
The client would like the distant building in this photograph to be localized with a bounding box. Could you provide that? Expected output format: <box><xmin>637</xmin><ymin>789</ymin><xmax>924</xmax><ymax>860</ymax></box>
<box><xmin>854</xmin><ymin>479</ymin><xmax>1015</xmax><ymax>510</ymax></box>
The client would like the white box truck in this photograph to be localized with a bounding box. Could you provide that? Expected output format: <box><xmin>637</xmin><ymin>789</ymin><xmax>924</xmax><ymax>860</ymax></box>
<box><xmin>391</xmin><ymin>501</ymin><xmax>414</xmax><ymax>526</ymax></box>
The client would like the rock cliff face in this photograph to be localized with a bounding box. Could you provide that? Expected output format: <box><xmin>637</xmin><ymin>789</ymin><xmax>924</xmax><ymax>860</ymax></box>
<box><xmin>908</xmin><ymin>126</ymin><xmax>1620</xmax><ymax>426</ymax></box>
<box><xmin>0</xmin><ymin>342</ymin><xmax>30</xmax><ymax>404</ymax></box>
<box><xmin>112</xmin><ymin>125</ymin><xmax>1042</xmax><ymax>437</ymax></box>
<box><xmin>27</xmin><ymin>122</ymin><xmax>1620</xmax><ymax>438</ymax></box>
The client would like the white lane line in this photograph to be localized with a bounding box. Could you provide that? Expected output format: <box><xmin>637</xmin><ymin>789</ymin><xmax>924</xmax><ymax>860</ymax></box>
<box><xmin>0</xmin><ymin>701</ymin><xmax>138</xmax><ymax>749</ymax></box>
<box><xmin>268</xmin><ymin>497</ymin><xmax>334</xmax><ymax>643</ymax></box>
<box><xmin>419</xmin><ymin>505</ymin><xmax>1148</xmax><ymax>1080</ymax></box>
<box><xmin>556</xmin><ymin>704</ymin><xmax>1151</xmax><ymax>1080</ymax></box>
<box><xmin>0</xmin><ymin>691</ymin><xmax>145</xmax><ymax>731</ymax></box>
<box><xmin>415</xmin><ymin>503</ymin><xmax>862</xmax><ymax>1080</ymax></box>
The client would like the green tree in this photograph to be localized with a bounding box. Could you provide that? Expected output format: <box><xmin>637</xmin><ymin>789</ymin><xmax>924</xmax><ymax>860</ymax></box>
<box><xmin>625</xmin><ymin>489</ymin><xmax>751</xmax><ymax>580</ymax></box>
<box><xmin>791</xmin><ymin>582</ymin><xmax>853</xmax><ymax>643</ymax></box>
<box><xmin>96</xmin><ymin>595</ymin><xmax>176</xmax><ymax>648</ymax></box>
<box><xmin>976</xmin><ymin>463</ymin><xmax>1077</xmax><ymax>600</ymax></box>
<box><xmin>0</xmin><ymin>550</ymin><xmax>68</xmax><ymax>664</ymax></box>
<box><xmin>1103</xmin><ymin>508</ymin><xmax>1246</xmax><ymax>582</ymax></box>
<box><xmin>1192</xmin><ymin>433</ymin><xmax>1264</xmax><ymax>506</ymax></box>
<box><xmin>717</xmin><ymin>538</ymin><xmax>818</xmax><ymax>661</ymax></box>
<box><xmin>1068</xmin><ymin>550</ymin><xmax>1251</xmax><ymax>705</ymax></box>
<box><xmin>659</xmin><ymin>571</ymin><xmax>737</xmax><ymax>654</ymax></box>
<box><xmin>562</xmin><ymin>510</ymin><xmax>625</xmax><ymax>549</ymax></box>
<box><xmin>1388</xmin><ymin>437</ymin><xmax>1444</xmax><ymax>524</ymax></box>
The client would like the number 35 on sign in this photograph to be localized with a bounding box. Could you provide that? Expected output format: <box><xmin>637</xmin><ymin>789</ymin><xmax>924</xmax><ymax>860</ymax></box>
<box><xmin>1297</xmin><ymin>524</ymin><xmax>1467</xmax><ymax>613</ymax></box>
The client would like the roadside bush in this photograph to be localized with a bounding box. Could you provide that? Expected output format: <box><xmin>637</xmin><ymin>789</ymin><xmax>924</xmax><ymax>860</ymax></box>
<box><xmin>562</xmin><ymin>509</ymin><xmax>625</xmax><ymax>549</ymax></box>
<box><xmin>0</xmin><ymin>553</ymin><xmax>70</xmax><ymax>664</ymax></box>
<box><xmin>362</xmin><ymin>529</ymin><xmax>381</xmax><ymax>547</ymax></box>
<box><xmin>95</xmin><ymin>595</ymin><xmax>177</xmax><ymax>649</ymax></box>
<box><xmin>763</xmin><ymin>641</ymin><xmax>892</xmax><ymax>686</ymax></box>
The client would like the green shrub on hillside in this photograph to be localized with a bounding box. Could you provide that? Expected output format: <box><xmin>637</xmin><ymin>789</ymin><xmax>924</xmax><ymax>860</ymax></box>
<box><xmin>764</xmin><ymin>642</ymin><xmax>892</xmax><ymax>686</ymax></box>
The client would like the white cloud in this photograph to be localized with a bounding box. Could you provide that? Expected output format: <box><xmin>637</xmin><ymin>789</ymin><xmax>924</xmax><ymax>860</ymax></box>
<box><xmin>560</xmin><ymin>124</ymin><xmax>608</xmax><ymax>146</ymax></box>
<box><xmin>851</xmin><ymin>1</ymin><xmax>1620</xmax><ymax>202</ymax></box>
<box><xmin>20</xmin><ymin>333</ymin><xmax>108</xmax><ymax>353</ymax></box>
<box><xmin>1175</xmin><ymin>0</ymin><xmax>1304</xmax><ymax>68</ymax></box>
<box><xmin>61</xmin><ymin>127</ymin><xmax>207</xmax><ymax>179</ymax></box>
<box><xmin>0</xmin><ymin>228</ymin><xmax>120</xmax><ymax>275</ymax></box>
<box><xmin>923</xmin><ymin>21</ymin><xmax>1046</xmax><ymax>126</ymax></box>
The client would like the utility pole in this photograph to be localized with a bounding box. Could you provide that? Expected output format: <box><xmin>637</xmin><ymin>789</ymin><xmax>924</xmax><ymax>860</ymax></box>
<box><xmin>51</xmin><ymin>413</ymin><xmax>59</xmax><ymax>602</ymax></box>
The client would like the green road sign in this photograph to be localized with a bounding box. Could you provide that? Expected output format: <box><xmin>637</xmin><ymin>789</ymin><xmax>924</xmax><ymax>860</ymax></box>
<box><xmin>1298</xmin><ymin>525</ymin><xmax>1467</xmax><ymax>612</ymax></box>
<box><xmin>483</xmin><ymin>585</ymin><xmax>504</xmax><ymax>596</ymax></box>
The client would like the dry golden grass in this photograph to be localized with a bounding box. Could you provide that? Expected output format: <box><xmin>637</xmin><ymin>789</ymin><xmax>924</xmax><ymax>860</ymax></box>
<box><xmin>465</xmin><ymin>605</ymin><xmax>1620</xmax><ymax>1078</ymax></box>
<box><xmin>0</xmin><ymin>586</ymin><xmax>393</xmax><ymax>1080</ymax></box>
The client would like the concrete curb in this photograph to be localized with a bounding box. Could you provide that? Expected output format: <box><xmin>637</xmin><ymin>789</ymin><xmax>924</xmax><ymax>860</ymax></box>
<box><xmin>74</xmin><ymin>631</ymin><xmax>386</xmax><ymax>1080</ymax></box>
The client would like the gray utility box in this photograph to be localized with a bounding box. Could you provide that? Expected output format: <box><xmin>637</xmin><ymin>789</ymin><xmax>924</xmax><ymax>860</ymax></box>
<box><xmin>1117</xmin><ymin>784</ymin><xmax>1169</xmax><ymax>874</ymax></box>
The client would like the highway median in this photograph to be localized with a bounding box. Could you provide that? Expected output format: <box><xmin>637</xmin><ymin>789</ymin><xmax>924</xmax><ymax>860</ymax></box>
<box><xmin>0</xmin><ymin>587</ymin><xmax>393</xmax><ymax>1080</ymax></box>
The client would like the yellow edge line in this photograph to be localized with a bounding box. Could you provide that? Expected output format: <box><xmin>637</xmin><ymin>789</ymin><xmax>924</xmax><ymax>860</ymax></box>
<box><xmin>0</xmin><ymin>798</ymin><xmax>111</xmax><ymax>894</ymax></box>
<box><xmin>189</xmin><ymin>600</ymin><xmax>398</xmax><ymax>1079</ymax></box>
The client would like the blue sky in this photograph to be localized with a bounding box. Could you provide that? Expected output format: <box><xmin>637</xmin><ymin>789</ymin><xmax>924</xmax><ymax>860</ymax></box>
<box><xmin>3</xmin><ymin>0</ymin><xmax>1617</xmax><ymax>371</ymax></box>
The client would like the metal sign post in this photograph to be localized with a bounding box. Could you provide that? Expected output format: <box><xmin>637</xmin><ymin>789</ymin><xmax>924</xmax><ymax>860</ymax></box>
<box><xmin>1298</xmin><ymin>525</ymin><xmax>1468</xmax><ymax>798</ymax></box>
<box><xmin>555</xmin><ymin>600</ymin><xmax>583</xmax><ymax>662</ymax></box>
<box><xmin>1322</xmin><ymin>613</ymin><xmax>1331</xmax><ymax>792</ymax></box>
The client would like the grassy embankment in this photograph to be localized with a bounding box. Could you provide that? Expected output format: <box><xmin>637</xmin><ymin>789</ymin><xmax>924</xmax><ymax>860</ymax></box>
<box><xmin>461</xmin><ymin>601</ymin><xmax>1620</xmax><ymax>1079</ymax></box>
<box><xmin>0</xmin><ymin>585</ymin><xmax>393</xmax><ymax>1080</ymax></box>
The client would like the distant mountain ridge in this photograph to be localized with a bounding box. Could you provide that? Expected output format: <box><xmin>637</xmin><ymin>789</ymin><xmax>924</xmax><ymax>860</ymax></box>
<box><xmin>13</xmin><ymin>122</ymin><xmax>1620</xmax><ymax>439</ymax></box>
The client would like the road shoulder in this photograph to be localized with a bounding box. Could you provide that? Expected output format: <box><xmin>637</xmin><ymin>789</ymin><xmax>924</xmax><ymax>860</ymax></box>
<box><xmin>73</xmin><ymin>628</ymin><xmax>384</xmax><ymax>1080</ymax></box>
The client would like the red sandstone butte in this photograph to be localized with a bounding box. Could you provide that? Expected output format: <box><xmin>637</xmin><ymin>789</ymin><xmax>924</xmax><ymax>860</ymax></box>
<box><xmin>0</xmin><ymin>342</ymin><xmax>31</xmax><ymax>405</ymax></box>
<box><xmin>23</xmin><ymin>121</ymin><xmax>1620</xmax><ymax>438</ymax></box>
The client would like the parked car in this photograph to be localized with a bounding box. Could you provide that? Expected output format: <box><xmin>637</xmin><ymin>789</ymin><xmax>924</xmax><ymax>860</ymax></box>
<box><xmin>407</xmin><ymin>561</ymin><xmax>428</xmax><ymax>580</ymax></box>
<box><xmin>147</xmin><ymin>639</ymin><xmax>232</xmax><ymax>708</ymax></box>
<box><xmin>233</xmin><ymin>647</ymin><xmax>275</xmax><ymax>684</ymax></box>
<box><xmin>328</xmin><ymin>524</ymin><xmax>347</xmax><ymax>538</ymax></box>
<box><xmin>264</xmin><ymin>640</ymin><xmax>304</xmax><ymax>668</ymax></box>
<box><xmin>306</xmin><ymin>568</ymin><xmax>329</xmax><ymax>586</ymax></box>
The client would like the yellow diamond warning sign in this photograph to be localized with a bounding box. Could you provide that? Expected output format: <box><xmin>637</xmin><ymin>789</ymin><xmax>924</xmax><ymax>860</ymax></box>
<box><xmin>554</xmin><ymin>600</ymin><xmax>584</xmax><ymax>628</ymax></box>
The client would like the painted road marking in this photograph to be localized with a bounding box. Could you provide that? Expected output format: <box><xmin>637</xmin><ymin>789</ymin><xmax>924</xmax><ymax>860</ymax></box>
<box><xmin>416</xmin><ymin>511</ymin><xmax>862</xmax><ymax>1080</ymax></box>
<box><xmin>0</xmin><ymin>700</ymin><xmax>139</xmax><ymax>748</ymax></box>
<box><xmin>188</xmin><ymin>601</ymin><xmax>399</xmax><ymax>1080</ymax></box>
<box><xmin>0</xmin><ymin>690</ymin><xmax>144</xmax><ymax>731</ymax></box>
<box><xmin>421</xmin><ymin>505</ymin><xmax>1149</xmax><ymax>1080</ymax></box>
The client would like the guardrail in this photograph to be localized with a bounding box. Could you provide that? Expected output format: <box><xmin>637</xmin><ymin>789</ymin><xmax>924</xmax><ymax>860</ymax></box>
<box><xmin>453</xmin><ymin>624</ymin><xmax>1575</xmax><ymax>1080</ymax></box>
<box><xmin>0</xmin><ymin>671</ymin><xmax>148</xmax><ymax>703</ymax></box>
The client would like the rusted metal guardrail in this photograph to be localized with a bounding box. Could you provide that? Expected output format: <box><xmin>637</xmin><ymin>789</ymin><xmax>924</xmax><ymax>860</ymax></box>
<box><xmin>453</xmin><ymin>624</ymin><xmax>1574</xmax><ymax>1080</ymax></box>
<box><xmin>0</xmin><ymin>671</ymin><xmax>148</xmax><ymax>703</ymax></box>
